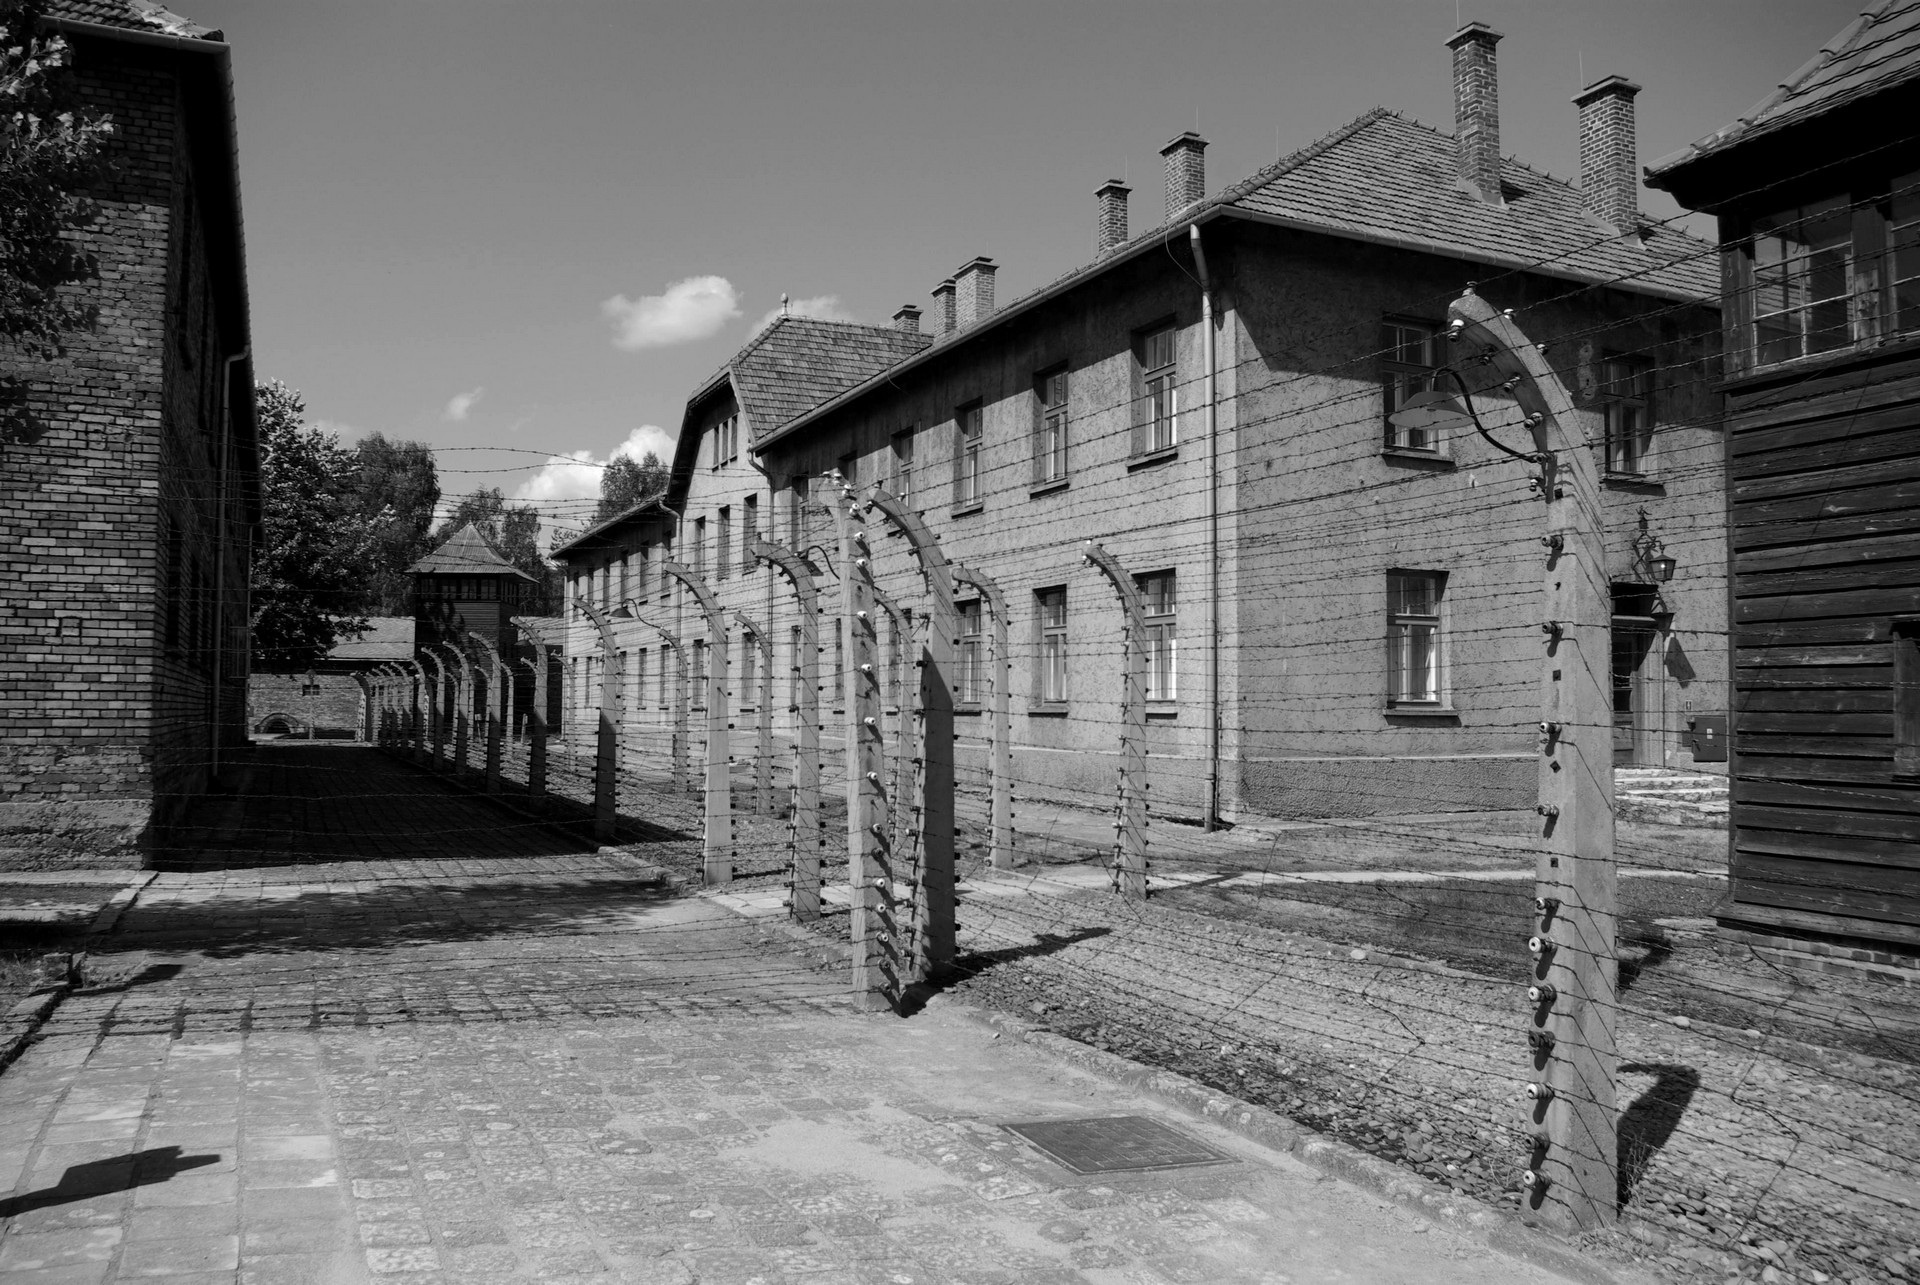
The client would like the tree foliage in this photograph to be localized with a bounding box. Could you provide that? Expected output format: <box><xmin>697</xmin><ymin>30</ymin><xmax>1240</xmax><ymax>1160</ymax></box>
<box><xmin>250</xmin><ymin>381</ymin><xmax>377</xmax><ymax>668</ymax></box>
<box><xmin>353</xmin><ymin>432</ymin><xmax>439</xmax><ymax>614</ymax></box>
<box><xmin>595</xmin><ymin>449</ymin><xmax>667</xmax><ymax>521</ymax></box>
<box><xmin>1</xmin><ymin>0</ymin><xmax>115</xmax><ymax>440</ymax></box>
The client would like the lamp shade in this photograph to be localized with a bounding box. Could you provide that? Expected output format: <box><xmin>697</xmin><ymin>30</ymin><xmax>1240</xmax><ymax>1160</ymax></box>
<box><xmin>1650</xmin><ymin>554</ymin><xmax>1676</xmax><ymax>583</ymax></box>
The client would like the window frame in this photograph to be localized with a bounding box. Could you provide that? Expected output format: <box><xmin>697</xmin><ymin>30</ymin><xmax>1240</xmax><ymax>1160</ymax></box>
<box><xmin>1134</xmin><ymin>571</ymin><xmax>1177</xmax><ymax>703</ymax></box>
<box><xmin>957</xmin><ymin>598</ymin><xmax>984</xmax><ymax>708</ymax></box>
<box><xmin>1386</xmin><ymin>569</ymin><xmax>1447</xmax><ymax>709</ymax></box>
<box><xmin>892</xmin><ymin>426</ymin><xmax>916</xmax><ymax>508</ymax></box>
<box><xmin>1033</xmin><ymin>366</ymin><xmax>1070</xmax><ymax>489</ymax></box>
<box><xmin>1035</xmin><ymin>586</ymin><xmax>1068</xmax><ymax>707</ymax></box>
<box><xmin>1381</xmin><ymin>318</ymin><xmax>1443</xmax><ymax>453</ymax></box>
<box><xmin>953</xmin><ymin>402</ymin><xmax>985</xmax><ymax>512</ymax></box>
<box><xmin>1134</xmin><ymin>323</ymin><xmax>1179</xmax><ymax>458</ymax></box>
<box><xmin>716</xmin><ymin>505</ymin><xmax>731</xmax><ymax>581</ymax></box>
<box><xmin>1600</xmin><ymin>353</ymin><xmax>1655</xmax><ymax>476</ymax></box>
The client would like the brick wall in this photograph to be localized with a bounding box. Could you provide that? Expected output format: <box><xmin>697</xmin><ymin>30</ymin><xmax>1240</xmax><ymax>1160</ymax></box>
<box><xmin>0</xmin><ymin>37</ymin><xmax>247</xmax><ymax>870</ymax></box>
<box><xmin>247</xmin><ymin>673</ymin><xmax>367</xmax><ymax>739</ymax></box>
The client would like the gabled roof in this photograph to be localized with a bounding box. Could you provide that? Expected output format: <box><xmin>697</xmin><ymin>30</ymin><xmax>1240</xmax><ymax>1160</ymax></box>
<box><xmin>1221</xmin><ymin>109</ymin><xmax>1717</xmax><ymax>300</ymax></box>
<box><xmin>758</xmin><ymin>107</ymin><xmax>1719</xmax><ymax>451</ymax></box>
<box><xmin>699</xmin><ymin>314</ymin><xmax>934</xmax><ymax>446</ymax></box>
<box><xmin>44</xmin><ymin>0</ymin><xmax>216</xmax><ymax>37</ymax></box>
<box><xmin>327</xmin><ymin>617</ymin><xmax>413</xmax><ymax>662</ymax></box>
<box><xmin>409</xmin><ymin>523</ymin><xmax>535</xmax><ymax>580</ymax></box>
<box><xmin>1648</xmin><ymin>0</ymin><xmax>1920</xmax><ymax>177</ymax></box>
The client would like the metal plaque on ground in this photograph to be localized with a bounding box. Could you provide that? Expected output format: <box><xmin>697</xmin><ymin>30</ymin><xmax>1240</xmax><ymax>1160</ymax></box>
<box><xmin>1005</xmin><ymin>1115</ymin><xmax>1232</xmax><ymax>1174</ymax></box>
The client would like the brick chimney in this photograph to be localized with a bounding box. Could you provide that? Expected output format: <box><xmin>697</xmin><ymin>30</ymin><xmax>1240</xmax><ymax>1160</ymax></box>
<box><xmin>1161</xmin><ymin>132</ymin><xmax>1207</xmax><ymax>222</ymax></box>
<box><xmin>1573</xmin><ymin>75</ymin><xmax>1642</xmax><ymax>231</ymax></box>
<box><xmin>931</xmin><ymin>277</ymin><xmax>957</xmax><ymax>334</ymax></box>
<box><xmin>1096</xmin><ymin>179</ymin><xmax>1131</xmax><ymax>255</ymax></box>
<box><xmin>955</xmin><ymin>257</ymin><xmax>997</xmax><ymax>328</ymax></box>
<box><xmin>892</xmin><ymin>304</ymin><xmax>922</xmax><ymax>334</ymax></box>
<box><xmin>1447</xmin><ymin>22</ymin><xmax>1504</xmax><ymax>204</ymax></box>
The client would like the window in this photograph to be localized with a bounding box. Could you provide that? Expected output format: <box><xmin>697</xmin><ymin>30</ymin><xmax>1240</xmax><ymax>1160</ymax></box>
<box><xmin>691</xmin><ymin>639</ymin><xmax>707</xmax><ymax>708</ymax></box>
<box><xmin>1034</xmin><ymin>368</ymin><xmax>1069</xmax><ymax>485</ymax></box>
<box><xmin>1137</xmin><ymin>324</ymin><xmax>1178</xmax><ymax>454</ymax></box>
<box><xmin>958</xmin><ymin>599</ymin><xmax>984</xmax><ymax>704</ymax></box>
<box><xmin>1135</xmin><ymin>572</ymin><xmax>1176</xmax><ymax>701</ymax></box>
<box><xmin>789</xmin><ymin>476</ymin><xmax>808</xmax><ymax>547</ymax></box>
<box><xmin>1387</xmin><ymin>571</ymin><xmax>1445</xmax><ymax>706</ymax></box>
<box><xmin>717</xmin><ymin>506</ymin><xmax>731</xmax><ymax>580</ymax></box>
<box><xmin>740</xmin><ymin>632</ymin><xmax>756</xmax><ymax>708</ymax></box>
<box><xmin>1891</xmin><ymin>170</ymin><xmax>1920</xmax><ymax>334</ymax></box>
<box><xmin>892</xmin><ymin>428</ymin><xmax>915</xmax><ymax>506</ymax></box>
<box><xmin>301</xmin><ymin>682</ymin><xmax>322</xmax><ymax>697</ymax></box>
<box><xmin>659</xmin><ymin>645</ymin><xmax>672</xmax><ymax>707</ymax></box>
<box><xmin>1036</xmin><ymin>587</ymin><xmax>1067</xmax><ymax>704</ymax></box>
<box><xmin>636</xmin><ymin>542</ymin><xmax>650</xmax><ymax>599</ymax></box>
<box><xmin>618</xmin><ymin>554</ymin><xmax>630</xmax><ymax>606</ymax></box>
<box><xmin>693</xmin><ymin>516</ymin><xmax>706</xmax><ymax>577</ymax></box>
<box><xmin>955</xmin><ymin>404</ymin><xmax>984</xmax><ymax>508</ymax></box>
<box><xmin>1382</xmin><ymin>320</ymin><xmax>1441</xmax><ymax>450</ymax></box>
<box><xmin>712</xmin><ymin>414</ymin><xmax>739</xmax><ymax>470</ymax></box>
<box><xmin>743</xmin><ymin>494</ymin><xmax>758</xmax><ymax>563</ymax></box>
<box><xmin>1753</xmin><ymin>198</ymin><xmax>1853</xmax><ymax>365</ymax></box>
<box><xmin>634</xmin><ymin>648</ymin><xmax>647</xmax><ymax>712</ymax></box>
<box><xmin>1601</xmin><ymin>355</ymin><xmax>1654</xmax><ymax>475</ymax></box>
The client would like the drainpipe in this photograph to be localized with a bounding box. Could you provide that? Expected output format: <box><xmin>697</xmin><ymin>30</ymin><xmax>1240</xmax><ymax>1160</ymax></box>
<box><xmin>1188</xmin><ymin>225</ymin><xmax>1221</xmax><ymax>832</ymax></box>
<box><xmin>209</xmin><ymin>347</ymin><xmax>249</xmax><ymax>781</ymax></box>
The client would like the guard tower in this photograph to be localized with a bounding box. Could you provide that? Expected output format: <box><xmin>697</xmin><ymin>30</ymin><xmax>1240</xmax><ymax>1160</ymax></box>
<box><xmin>408</xmin><ymin>523</ymin><xmax>537</xmax><ymax>663</ymax></box>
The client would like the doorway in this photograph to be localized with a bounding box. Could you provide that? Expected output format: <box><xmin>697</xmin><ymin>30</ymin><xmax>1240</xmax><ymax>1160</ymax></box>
<box><xmin>1611</xmin><ymin>585</ymin><xmax>1661</xmax><ymax>767</ymax></box>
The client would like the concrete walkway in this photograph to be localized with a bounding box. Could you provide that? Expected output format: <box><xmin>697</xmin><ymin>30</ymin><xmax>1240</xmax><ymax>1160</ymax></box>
<box><xmin>0</xmin><ymin>754</ymin><xmax>1581</xmax><ymax>1284</ymax></box>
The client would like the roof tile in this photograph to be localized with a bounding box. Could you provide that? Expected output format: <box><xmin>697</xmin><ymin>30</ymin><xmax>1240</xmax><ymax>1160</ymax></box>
<box><xmin>408</xmin><ymin>523</ymin><xmax>535</xmax><ymax>580</ymax></box>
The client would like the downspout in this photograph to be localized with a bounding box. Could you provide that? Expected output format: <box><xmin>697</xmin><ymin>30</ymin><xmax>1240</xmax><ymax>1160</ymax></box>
<box><xmin>209</xmin><ymin>347</ymin><xmax>249</xmax><ymax>780</ymax></box>
<box><xmin>1189</xmin><ymin>225</ymin><xmax>1221</xmax><ymax>831</ymax></box>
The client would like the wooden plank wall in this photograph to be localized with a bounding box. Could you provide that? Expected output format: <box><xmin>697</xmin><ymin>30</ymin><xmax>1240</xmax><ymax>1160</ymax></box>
<box><xmin>1728</xmin><ymin>348</ymin><xmax>1920</xmax><ymax>943</ymax></box>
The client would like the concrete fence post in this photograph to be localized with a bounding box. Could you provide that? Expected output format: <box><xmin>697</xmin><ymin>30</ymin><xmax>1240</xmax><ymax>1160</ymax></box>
<box><xmin>865</xmin><ymin>484</ymin><xmax>957</xmax><ymax>983</ymax></box>
<box><xmin>654</xmin><ymin>562</ymin><xmax>734</xmax><ymax>886</ymax></box>
<box><xmin>954</xmin><ymin>564</ymin><xmax>1014</xmax><ymax>871</ymax></box>
<box><xmin>1082</xmin><ymin>542</ymin><xmax>1149</xmax><ymax>900</ymax></box>
<box><xmin>573</xmin><ymin>598</ymin><xmax>623</xmax><ymax>842</ymax></box>
<box><xmin>467</xmin><ymin>633</ymin><xmax>507</xmax><ymax>793</ymax></box>
<box><xmin>750</xmin><ymin>536</ymin><xmax>822</xmax><ymax>923</ymax></box>
<box><xmin>1446</xmin><ymin>288</ymin><xmax>1617</xmax><ymax>1231</ymax></box>
<box><xmin>734</xmin><ymin>610</ymin><xmax>776</xmax><ymax>816</ymax></box>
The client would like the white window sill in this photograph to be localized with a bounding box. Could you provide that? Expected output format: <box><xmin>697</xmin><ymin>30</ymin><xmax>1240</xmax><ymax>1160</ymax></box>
<box><xmin>951</xmin><ymin>502</ymin><xmax>985</xmax><ymax>518</ymax></box>
<box><xmin>1030</xmin><ymin>478</ymin><xmax>1070</xmax><ymax>498</ymax></box>
<box><xmin>1382</xmin><ymin>446</ymin><xmax>1454</xmax><ymax>468</ymax></box>
<box><xmin>1127</xmin><ymin>445</ymin><xmax>1179</xmax><ymax>471</ymax></box>
<box><xmin>1385</xmin><ymin>705</ymin><xmax>1459</xmax><ymax>719</ymax></box>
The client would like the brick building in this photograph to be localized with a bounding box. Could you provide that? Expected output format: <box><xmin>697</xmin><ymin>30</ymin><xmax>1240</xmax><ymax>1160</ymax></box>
<box><xmin>0</xmin><ymin>0</ymin><xmax>253</xmax><ymax>868</ymax></box>
<box><xmin>558</xmin><ymin>25</ymin><xmax>1728</xmax><ymax>825</ymax></box>
<box><xmin>247</xmin><ymin>618</ymin><xmax>412</xmax><ymax>742</ymax></box>
<box><xmin>1647</xmin><ymin>0</ymin><xmax>1920</xmax><ymax>948</ymax></box>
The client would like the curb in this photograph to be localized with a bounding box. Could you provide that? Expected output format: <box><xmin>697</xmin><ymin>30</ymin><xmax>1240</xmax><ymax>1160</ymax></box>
<box><xmin>727</xmin><ymin>901</ymin><xmax>1646</xmax><ymax>1285</ymax></box>
<box><xmin>89</xmin><ymin>870</ymin><xmax>157</xmax><ymax>937</ymax></box>
<box><xmin>0</xmin><ymin>957</ymin><xmax>80</xmax><ymax>1077</ymax></box>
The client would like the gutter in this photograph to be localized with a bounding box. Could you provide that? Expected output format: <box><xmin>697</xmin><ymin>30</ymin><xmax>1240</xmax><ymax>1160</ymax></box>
<box><xmin>1188</xmin><ymin>226</ymin><xmax>1222</xmax><ymax>832</ymax></box>
<box><xmin>210</xmin><ymin>347</ymin><xmax>249</xmax><ymax>780</ymax></box>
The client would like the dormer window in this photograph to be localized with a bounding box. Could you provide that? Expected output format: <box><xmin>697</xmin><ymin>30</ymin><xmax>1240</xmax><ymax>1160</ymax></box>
<box><xmin>712</xmin><ymin>414</ymin><xmax>740</xmax><ymax>470</ymax></box>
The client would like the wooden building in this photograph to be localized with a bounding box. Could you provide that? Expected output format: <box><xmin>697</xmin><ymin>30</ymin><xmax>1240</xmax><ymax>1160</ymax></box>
<box><xmin>1647</xmin><ymin>0</ymin><xmax>1920</xmax><ymax>949</ymax></box>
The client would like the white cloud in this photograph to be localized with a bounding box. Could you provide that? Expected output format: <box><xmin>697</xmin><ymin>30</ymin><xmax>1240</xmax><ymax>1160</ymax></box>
<box><xmin>601</xmin><ymin>275</ymin><xmax>741</xmax><ymax>350</ymax></box>
<box><xmin>750</xmin><ymin>293</ymin><xmax>857</xmax><ymax>336</ymax></box>
<box><xmin>443</xmin><ymin>386</ymin><xmax>484</xmax><ymax>422</ymax></box>
<box><xmin>513</xmin><ymin>424</ymin><xmax>678</xmax><ymax>506</ymax></box>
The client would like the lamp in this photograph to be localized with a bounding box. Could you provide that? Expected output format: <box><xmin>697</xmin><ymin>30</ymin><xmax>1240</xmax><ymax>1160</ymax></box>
<box><xmin>1631</xmin><ymin>511</ymin><xmax>1677</xmax><ymax>584</ymax></box>
<box><xmin>1649</xmin><ymin>552</ymin><xmax>1676</xmax><ymax>583</ymax></box>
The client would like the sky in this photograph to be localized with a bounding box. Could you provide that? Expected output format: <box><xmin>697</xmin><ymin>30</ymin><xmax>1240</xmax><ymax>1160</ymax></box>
<box><xmin>180</xmin><ymin>0</ymin><xmax>1863</xmax><ymax>539</ymax></box>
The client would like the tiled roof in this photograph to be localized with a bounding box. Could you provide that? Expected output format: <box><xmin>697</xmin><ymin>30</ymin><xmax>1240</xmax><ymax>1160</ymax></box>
<box><xmin>723</xmin><ymin>315</ymin><xmax>932</xmax><ymax>445</ymax></box>
<box><xmin>1221</xmin><ymin>109</ymin><xmax>1718</xmax><ymax>300</ymax></box>
<box><xmin>44</xmin><ymin>0</ymin><xmax>217</xmax><ymax>37</ymax></box>
<box><xmin>408</xmin><ymin>523</ymin><xmax>535</xmax><ymax>580</ymax></box>
<box><xmin>328</xmin><ymin>617</ymin><xmax>413</xmax><ymax>662</ymax></box>
<box><xmin>1648</xmin><ymin>0</ymin><xmax>1920</xmax><ymax>176</ymax></box>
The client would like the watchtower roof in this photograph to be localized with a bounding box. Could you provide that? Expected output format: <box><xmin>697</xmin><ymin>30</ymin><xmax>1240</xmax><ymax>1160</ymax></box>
<box><xmin>407</xmin><ymin>523</ymin><xmax>535</xmax><ymax>581</ymax></box>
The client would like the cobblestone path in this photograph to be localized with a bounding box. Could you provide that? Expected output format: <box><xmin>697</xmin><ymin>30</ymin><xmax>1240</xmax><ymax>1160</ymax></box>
<box><xmin>0</xmin><ymin>751</ymin><xmax>1575</xmax><ymax>1284</ymax></box>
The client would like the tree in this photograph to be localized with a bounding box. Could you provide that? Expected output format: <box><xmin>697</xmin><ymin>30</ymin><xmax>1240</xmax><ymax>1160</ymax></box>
<box><xmin>0</xmin><ymin>0</ymin><xmax>115</xmax><ymax>441</ymax></box>
<box><xmin>250</xmin><ymin>381</ymin><xmax>377</xmax><ymax>668</ymax></box>
<box><xmin>595</xmin><ymin>450</ymin><xmax>667</xmax><ymax>521</ymax></box>
<box><xmin>353</xmin><ymin>433</ymin><xmax>439</xmax><ymax>614</ymax></box>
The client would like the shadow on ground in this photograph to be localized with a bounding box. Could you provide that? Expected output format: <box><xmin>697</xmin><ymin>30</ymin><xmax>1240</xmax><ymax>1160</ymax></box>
<box><xmin>0</xmin><ymin>1148</ymin><xmax>220</xmax><ymax>1218</ymax></box>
